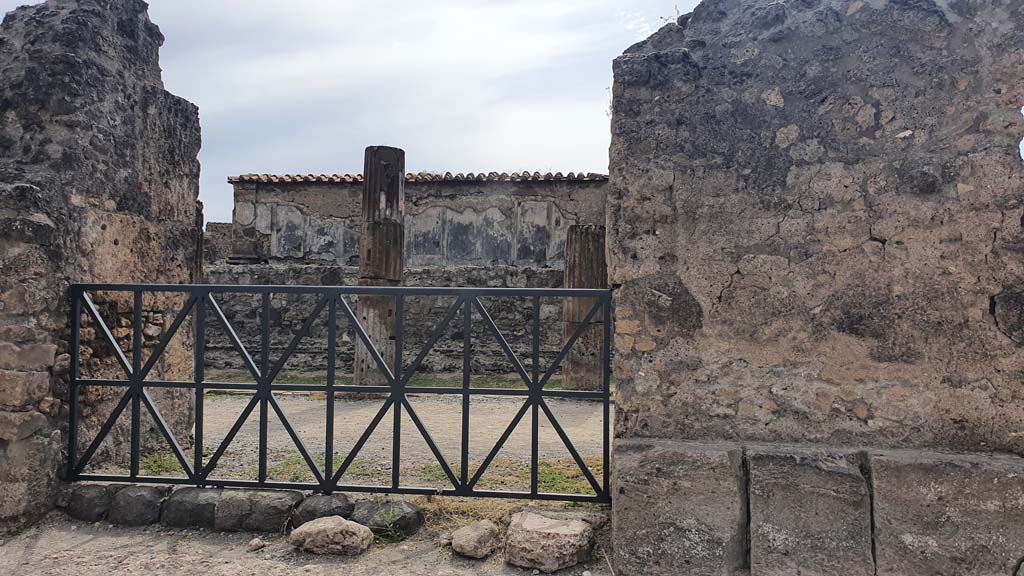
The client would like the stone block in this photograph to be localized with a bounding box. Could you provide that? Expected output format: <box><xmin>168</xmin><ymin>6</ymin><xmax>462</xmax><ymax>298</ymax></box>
<box><xmin>292</xmin><ymin>494</ymin><xmax>353</xmax><ymax>527</ymax></box>
<box><xmin>0</xmin><ymin>343</ymin><xmax>56</xmax><ymax>371</ymax></box>
<box><xmin>0</xmin><ymin>370</ymin><xmax>50</xmax><ymax>407</ymax></box>
<box><xmin>0</xmin><ymin>409</ymin><xmax>47</xmax><ymax>441</ymax></box>
<box><xmin>350</xmin><ymin>500</ymin><xmax>423</xmax><ymax>538</ymax></box>
<box><xmin>108</xmin><ymin>485</ymin><xmax>170</xmax><ymax>526</ymax></box>
<box><xmin>612</xmin><ymin>439</ymin><xmax>746</xmax><ymax>576</ymax></box>
<box><xmin>67</xmin><ymin>484</ymin><xmax>119</xmax><ymax>522</ymax></box>
<box><xmin>506</xmin><ymin>511</ymin><xmax>594</xmax><ymax>573</ymax></box>
<box><xmin>160</xmin><ymin>487</ymin><xmax>221</xmax><ymax>529</ymax></box>
<box><xmin>214</xmin><ymin>489</ymin><xmax>303</xmax><ymax>533</ymax></box>
<box><xmin>748</xmin><ymin>447</ymin><xmax>874</xmax><ymax>576</ymax></box>
<box><xmin>873</xmin><ymin>451</ymin><xmax>1024</xmax><ymax>576</ymax></box>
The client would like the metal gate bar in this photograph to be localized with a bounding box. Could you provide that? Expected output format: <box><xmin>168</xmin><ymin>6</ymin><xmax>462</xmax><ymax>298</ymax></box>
<box><xmin>66</xmin><ymin>284</ymin><xmax>612</xmax><ymax>503</ymax></box>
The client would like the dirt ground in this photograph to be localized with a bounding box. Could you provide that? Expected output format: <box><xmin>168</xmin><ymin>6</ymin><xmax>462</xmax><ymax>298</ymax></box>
<box><xmin>0</xmin><ymin>509</ymin><xmax>613</xmax><ymax>576</ymax></box>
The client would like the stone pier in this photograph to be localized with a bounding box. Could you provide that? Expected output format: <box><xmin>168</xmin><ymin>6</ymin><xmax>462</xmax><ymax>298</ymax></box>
<box><xmin>0</xmin><ymin>0</ymin><xmax>200</xmax><ymax>531</ymax></box>
<box><xmin>608</xmin><ymin>0</ymin><xmax>1024</xmax><ymax>574</ymax></box>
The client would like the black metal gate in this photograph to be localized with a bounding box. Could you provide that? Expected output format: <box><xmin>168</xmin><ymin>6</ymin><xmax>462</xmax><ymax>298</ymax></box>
<box><xmin>66</xmin><ymin>284</ymin><xmax>611</xmax><ymax>503</ymax></box>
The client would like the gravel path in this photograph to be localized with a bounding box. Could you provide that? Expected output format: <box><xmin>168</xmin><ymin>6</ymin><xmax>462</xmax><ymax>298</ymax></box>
<box><xmin>199</xmin><ymin>393</ymin><xmax>608</xmax><ymax>485</ymax></box>
<box><xmin>93</xmin><ymin>393</ymin><xmax>609</xmax><ymax>493</ymax></box>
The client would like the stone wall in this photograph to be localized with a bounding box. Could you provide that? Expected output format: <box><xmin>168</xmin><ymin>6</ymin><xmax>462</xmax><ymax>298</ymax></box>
<box><xmin>608</xmin><ymin>0</ymin><xmax>1024</xmax><ymax>573</ymax></box>
<box><xmin>0</xmin><ymin>0</ymin><xmax>200</xmax><ymax>531</ymax></box>
<box><xmin>203</xmin><ymin>264</ymin><xmax>566</xmax><ymax>378</ymax></box>
<box><xmin>223</xmin><ymin>175</ymin><xmax>607</xmax><ymax>268</ymax></box>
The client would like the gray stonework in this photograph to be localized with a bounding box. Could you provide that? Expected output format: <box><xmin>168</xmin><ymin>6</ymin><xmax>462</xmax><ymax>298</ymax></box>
<box><xmin>609</xmin><ymin>0</ymin><xmax>1024</xmax><ymax>573</ymax></box>
<box><xmin>0</xmin><ymin>0</ymin><xmax>200</xmax><ymax>531</ymax></box>
<box><xmin>221</xmin><ymin>176</ymin><xmax>607</xmax><ymax>268</ymax></box>
<box><xmin>203</xmin><ymin>264</ymin><xmax>566</xmax><ymax>376</ymax></box>
<box><xmin>614</xmin><ymin>440</ymin><xmax>1024</xmax><ymax>576</ymax></box>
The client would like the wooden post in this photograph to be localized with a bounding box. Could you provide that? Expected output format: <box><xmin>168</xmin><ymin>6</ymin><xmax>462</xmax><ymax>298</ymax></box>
<box><xmin>353</xmin><ymin>146</ymin><xmax>405</xmax><ymax>387</ymax></box>
<box><xmin>562</xmin><ymin>224</ymin><xmax>607</xmax><ymax>391</ymax></box>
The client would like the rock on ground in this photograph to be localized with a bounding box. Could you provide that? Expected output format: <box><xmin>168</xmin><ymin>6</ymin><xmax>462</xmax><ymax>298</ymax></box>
<box><xmin>505</xmin><ymin>511</ymin><xmax>593</xmax><ymax>573</ymax></box>
<box><xmin>292</xmin><ymin>494</ymin><xmax>354</xmax><ymax>527</ymax></box>
<box><xmin>451</xmin><ymin>519</ymin><xmax>500</xmax><ymax>559</ymax></box>
<box><xmin>288</xmin><ymin>515</ymin><xmax>373</xmax><ymax>556</ymax></box>
<box><xmin>350</xmin><ymin>501</ymin><xmax>423</xmax><ymax>538</ymax></box>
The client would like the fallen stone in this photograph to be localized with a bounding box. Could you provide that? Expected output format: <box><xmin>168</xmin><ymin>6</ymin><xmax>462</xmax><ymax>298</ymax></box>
<box><xmin>287</xmin><ymin>515</ymin><xmax>373</xmax><ymax>556</ymax></box>
<box><xmin>108</xmin><ymin>485</ymin><xmax>170</xmax><ymax>526</ymax></box>
<box><xmin>506</xmin><ymin>511</ymin><xmax>593</xmax><ymax>573</ymax></box>
<box><xmin>291</xmin><ymin>494</ymin><xmax>354</xmax><ymax>527</ymax></box>
<box><xmin>350</xmin><ymin>500</ymin><xmax>423</xmax><ymax>538</ymax></box>
<box><xmin>214</xmin><ymin>490</ymin><xmax>303</xmax><ymax>533</ymax></box>
<box><xmin>873</xmin><ymin>450</ymin><xmax>1024</xmax><ymax>575</ymax></box>
<box><xmin>748</xmin><ymin>448</ymin><xmax>874</xmax><ymax>575</ymax></box>
<box><xmin>66</xmin><ymin>484</ymin><xmax>118</xmax><ymax>522</ymax></box>
<box><xmin>160</xmin><ymin>487</ymin><xmax>221</xmax><ymax>529</ymax></box>
<box><xmin>451</xmin><ymin>519</ymin><xmax>500</xmax><ymax>559</ymax></box>
<box><xmin>521</xmin><ymin>506</ymin><xmax>609</xmax><ymax>529</ymax></box>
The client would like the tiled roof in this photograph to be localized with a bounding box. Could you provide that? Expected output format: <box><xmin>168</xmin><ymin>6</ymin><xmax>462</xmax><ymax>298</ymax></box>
<box><xmin>227</xmin><ymin>171</ymin><xmax>608</xmax><ymax>184</ymax></box>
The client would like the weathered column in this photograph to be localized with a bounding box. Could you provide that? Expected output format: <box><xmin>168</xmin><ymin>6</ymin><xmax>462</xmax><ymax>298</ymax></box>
<box><xmin>353</xmin><ymin>146</ymin><xmax>405</xmax><ymax>386</ymax></box>
<box><xmin>561</xmin><ymin>224</ymin><xmax>607</xmax><ymax>391</ymax></box>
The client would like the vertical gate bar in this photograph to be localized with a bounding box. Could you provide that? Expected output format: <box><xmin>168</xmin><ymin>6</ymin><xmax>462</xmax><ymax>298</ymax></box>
<box><xmin>530</xmin><ymin>295</ymin><xmax>540</xmax><ymax>495</ymax></box>
<box><xmin>602</xmin><ymin>292</ymin><xmax>612</xmax><ymax>498</ymax></box>
<box><xmin>391</xmin><ymin>295</ymin><xmax>404</xmax><ymax>490</ymax></box>
<box><xmin>258</xmin><ymin>292</ymin><xmax>270</xmax><ymax>483</ymax></box>
<box><xmin>66</xmin><ymin>287</ymin><xmax>82</xmax><ymax>480</ymax></box>
<box><xmin>325</xmin><ymin>295</ymin><xmax>337</xmax><ymax>494</ymax></box>
<box><xmin>194</xmin><ymin>292</ymin><xmax>206</xmax><ymax>484</ymax></box>
<box><xmin>130</xmin><ymin>289</ymin><xmax>142</xmax><ymax>478</ymax></box>
<box><xmin>460</xmin><ymin>297</ymin><xmax>471</xmax><ymax>490</ymax></box>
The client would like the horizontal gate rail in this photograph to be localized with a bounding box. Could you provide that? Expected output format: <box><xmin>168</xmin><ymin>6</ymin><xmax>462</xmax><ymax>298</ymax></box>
<box><xmin>66</xmin><ymin>284</ymin><xmax>612</xmax><ymax>504</ymax></box>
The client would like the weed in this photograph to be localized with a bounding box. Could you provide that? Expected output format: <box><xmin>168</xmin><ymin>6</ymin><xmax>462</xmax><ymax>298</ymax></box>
<box><xmin>140</xmin><ymin>453</ymin><xmax>181</xmax><ymax>476</ymax></box>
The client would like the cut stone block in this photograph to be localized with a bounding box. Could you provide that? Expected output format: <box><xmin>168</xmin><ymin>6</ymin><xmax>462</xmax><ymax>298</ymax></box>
<box><xmin>873</xmin><ymin>451</ymin><xmax>1024</xmax><ymax>576</ymax></box>
<box><xmin>350</xmin><ymin>500</ymin><xmax>422</xmax><ymax>538</ymax></box>
<box><xmin>108</xmin><ymin>485</ymin><xmax>170</xmax><ymax>526</ymax></box>
<box><xmin>506</xmin><ymin>511</ymin><xmax>593</xmax><ymax>573</ymax></box>
<box><xmin>66</xmin><ymin>484</ymin><xmax>119</xmax><ymax>522</ymax></box>
<box><xmin>748</xmin><ymin>447</ymin><xmax>874</xmax><ymax>576</ymax></box>
<box><xmin>160</xmin><ymin>487</ymin><xmax>221</xmax><ymax>529</ymax></box>
<box><xmin>292</xmin><ymin>494</ymin><xmax>354</xmax><ymax>527</ymax></box>
<box><xmin>214</xmin><ymin>489</ymin><xmax>303</xmax><ymax>533</ymax></box>
<box><xmin>612</xmin><ymin>439</ymin><xmax>746</xmax><ymax>576</ymax></box>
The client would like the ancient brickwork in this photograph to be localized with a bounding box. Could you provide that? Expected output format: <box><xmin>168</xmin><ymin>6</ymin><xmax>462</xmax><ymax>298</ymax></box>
<box><xmin>0</xmin><ymin>0</ymin><xmax>200</xmax><ymax>530</ymax></box>
<box><xmin>608</xmin><ymin>0</ymin><xmax>1024</xmax><ymax>573</ymax></box>
<box><xmin>223</xmin><ymin>175</ymin><xmax>607</xmax><ymax>268</ymax></box>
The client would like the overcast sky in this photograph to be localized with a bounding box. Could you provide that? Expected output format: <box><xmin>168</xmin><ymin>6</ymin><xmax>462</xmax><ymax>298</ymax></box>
<box><xmin>2</xmin><ymin>0</ymin><xmax>698</xmax><ymax>223</ymax></box>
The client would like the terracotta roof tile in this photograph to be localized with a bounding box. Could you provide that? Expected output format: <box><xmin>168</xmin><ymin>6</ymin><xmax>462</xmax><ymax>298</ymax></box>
<box><xmin>227</xmin><ymin>171</ymin><xmax>608</xmax><ymax>184</ymax></box>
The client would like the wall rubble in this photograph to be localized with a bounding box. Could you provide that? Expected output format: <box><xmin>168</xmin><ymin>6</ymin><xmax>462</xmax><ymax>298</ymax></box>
<box><xmin>0</xmin><ymin>0</ymin><xmax>200</xmax><ymax>530</ymax></box>
<box><xmin>608</xmin><ymin>0</ymin><xmax>1024</xmax><ymax>573</ymax></box>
